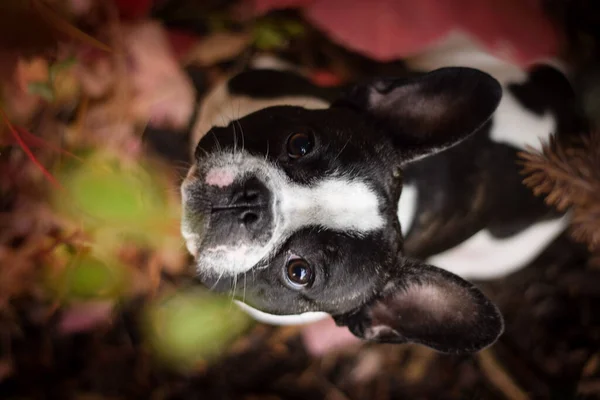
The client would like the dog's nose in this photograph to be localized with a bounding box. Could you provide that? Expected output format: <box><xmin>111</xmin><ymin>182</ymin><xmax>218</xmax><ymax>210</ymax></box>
<box><xmin>230</xmin><ymin>177</ymin><xmax>270</xmax><ymax>227</ymax></box>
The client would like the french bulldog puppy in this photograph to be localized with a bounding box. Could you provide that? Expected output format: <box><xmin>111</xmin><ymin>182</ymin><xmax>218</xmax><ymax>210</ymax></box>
<box><xmin>179</xmin><ymin>50</ymin><xmax>585</xmax><ymax>354</ymax></box>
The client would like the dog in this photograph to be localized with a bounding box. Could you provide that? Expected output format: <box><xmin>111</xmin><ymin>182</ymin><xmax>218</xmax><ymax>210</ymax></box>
<box><xmin>178</xmin><ymin>47</ymin><xmax>587</xmax><ymax>355</ymax></box>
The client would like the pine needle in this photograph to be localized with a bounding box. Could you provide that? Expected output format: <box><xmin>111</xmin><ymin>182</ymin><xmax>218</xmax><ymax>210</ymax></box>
<box><xmin>30</xmin><ymin>0</ymin><xmax>112</xmax><ymax>53</ymax></box>
<box><xmin>0</xmin><ymin>108</ymin><xmax>63</xmax><ymax>190</ymax></box>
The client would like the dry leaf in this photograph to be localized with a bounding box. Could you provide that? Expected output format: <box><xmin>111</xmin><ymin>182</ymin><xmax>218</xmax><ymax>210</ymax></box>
<box><xmin>519</xmin><ymin>132</ymin><xmax>600</xmax><ymax>251</ymax></box>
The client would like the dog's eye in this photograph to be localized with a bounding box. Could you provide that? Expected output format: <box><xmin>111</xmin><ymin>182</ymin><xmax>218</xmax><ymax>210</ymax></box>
<box><xmin>287</xmin><ymin>133</ymin><xmax>313</xmax><ymax>159</ymax></box>
<box><xmin>286</xmin><ymin>258</ymin><xmax>313</xmax><ymax>287</ymax></box>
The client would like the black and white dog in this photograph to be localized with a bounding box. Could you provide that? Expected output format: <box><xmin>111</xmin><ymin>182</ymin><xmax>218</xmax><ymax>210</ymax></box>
<box><xmin>179</xmin><ymin>48</ymin><xmax>586</xmax><ymax>354</ymax></box>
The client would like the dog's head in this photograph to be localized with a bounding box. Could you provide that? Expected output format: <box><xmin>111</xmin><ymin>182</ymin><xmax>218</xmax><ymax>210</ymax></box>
<box><xmin>181</xmin><ymin>67</ymin><xmax>504</xmax><ymax>353</ymax></box>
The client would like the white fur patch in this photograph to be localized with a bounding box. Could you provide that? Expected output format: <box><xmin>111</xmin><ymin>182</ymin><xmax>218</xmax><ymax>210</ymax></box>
<box><xmin>180</xmin><ymin>210</ymin><xmax>200</xmax><ymax>257</ymax></box>
<box><xmin>398</xmin><ymin>184</ymin><xmax>417</xmax><ymax>235</ymax></box>
<box><xmin>191</xmin><ymin>83</ymin><xmax>329</xmax><ymax>154</ymax></box>
<box><xmin>281</xmin><ymin>178</ymin><xmax>384</xmax><ymax>233</ymax></box>
<box><xmin>405</xmin><ymin>30</ymin><xmax>559</xmax><ymax>153</ymax></box>
<box><xmin>249</xmin><ymin>53</ymin><xmax>301</xmax><ymax>72</ymax></box>
<box><xmin>235</xmin><ymin>300</ymin><xmax>329</xmax><ymax>325</ymax></box>
<box><xmin>427</xmin><ymin>215</ymin><xmax>569</xmax><ymax>280</ymax></box>
<box><xmin>405</xmin><ymin>31</ymin><xmax>528</xmax><ymax>84</ymax></box>
<box><xmin>490</xmin><ymin>90</ymin><xmax>556</xmax><ymax>151</ymax></box>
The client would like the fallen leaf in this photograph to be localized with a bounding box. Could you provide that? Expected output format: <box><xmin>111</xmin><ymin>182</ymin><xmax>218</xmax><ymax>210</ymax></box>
<box><xmin>57</xmin><ymin>300</ymin><xmax>115</xmax><ymax>334</ymax></box>
<box><xmin>124</xmin><ymin>21</ymin><xmax>195</xmax><ymax>129</ymax></box>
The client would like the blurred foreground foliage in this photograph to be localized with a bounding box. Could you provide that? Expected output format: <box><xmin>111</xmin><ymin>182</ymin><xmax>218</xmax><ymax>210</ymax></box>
<box><xmin>0</xmin><ymin>0</ymin><xmax>270</xmax><ymax>373</ymax></box>
<box><xmin>144</xmin><ymin>288</ymin><xmax>253</xmax><ymax>369</ymax></box>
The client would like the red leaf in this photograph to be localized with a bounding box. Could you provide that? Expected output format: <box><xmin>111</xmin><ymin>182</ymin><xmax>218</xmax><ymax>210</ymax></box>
<box><xmin>309</xmin><ymin>69</ymin><xmax>343</xmax><ymax>87</ymax></box>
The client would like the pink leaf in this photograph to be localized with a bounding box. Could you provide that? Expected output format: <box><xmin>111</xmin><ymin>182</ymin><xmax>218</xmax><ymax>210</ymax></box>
<box><xmin>57</xmin><ymin>301</ymin><xmax>114</xmax><ymax>334</ymax></box>
<box><xmin>300</xmin><ymin>317</ymin><xmax>362</xmax><ymax>356</ymax></box>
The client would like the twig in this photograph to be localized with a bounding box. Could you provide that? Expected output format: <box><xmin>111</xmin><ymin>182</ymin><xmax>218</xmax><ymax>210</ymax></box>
<box><xmin>477</xmin><ymin>349</ymin><xmax>530</xmax><ymax>400</ymax></box>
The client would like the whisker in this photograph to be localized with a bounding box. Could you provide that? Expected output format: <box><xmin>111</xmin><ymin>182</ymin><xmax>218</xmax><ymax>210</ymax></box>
<box><xmin>229</xmin><ymin>273</ymin><xmax>238</xmax><ymax>310</ymax></box>
<box><xmin>242</xmin><ymin>271</ymin><xmax>247</xmax><ymax>304</ymax></box>
<box><xmin>195</xmin><ymin>146</ymin><xmax>209</xmax><ymax>158</ymax></box>
<box><xmin>210</xmin><ymin>269</ymin><xmax>225</xmax><ymax>291</ymax></box>
<box><xmin>171</xmin><ymin>160</ymin><xmax>193</xmax><ymax>169</ymax></box>
<box><xmin>235</xmin><ymin>101</ymin><xmax>246</xmax><ymax>152</ymax></box>
<box><xmin>210</xmin><ymin>129</ymin><xmax>222</xmax><ymax>152</ymax></box>
<box><xmin>235</xmin><ymin>120</ymin><xmax>246</xmax><ymax>153</ymax></box>
<box><xmin>265</xmin><ymin>141</ymin><xmax>270</xmax><ymax>161</ymax></box>
<box><xmin>332</xmin><ymin>137</ymin><xmax>351</xmax><ymax>163</ymax></box>
<box><xmin>231</xmin><ymin>106</ymin><xmax>239</xmax><ymax>156</ymax></box>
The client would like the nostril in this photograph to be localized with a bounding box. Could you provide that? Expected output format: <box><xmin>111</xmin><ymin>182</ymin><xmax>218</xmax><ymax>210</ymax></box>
<box><xmin>241</xmin><ymin>211</ymin><xmax>259</xmax><ymax>225</ymax></box>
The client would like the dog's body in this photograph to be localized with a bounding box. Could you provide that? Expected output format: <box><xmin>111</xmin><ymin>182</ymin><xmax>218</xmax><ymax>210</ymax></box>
<box><xmin>180</xmin><ymin>47</ymin><xmax>586</xmax><ymax>354</ymax></box>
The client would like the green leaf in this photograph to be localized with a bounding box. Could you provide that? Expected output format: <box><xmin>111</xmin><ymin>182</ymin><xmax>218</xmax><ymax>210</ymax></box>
<box><xmin>55</xmin><ymin>255</ymin><xmax>127</xmax><ymax>301</ymax></box>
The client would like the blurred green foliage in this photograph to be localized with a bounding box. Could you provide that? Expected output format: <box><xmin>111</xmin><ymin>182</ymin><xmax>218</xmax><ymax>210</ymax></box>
<box><xmin>48</xmin><ymin>252</ymin><xmax>128</xmax><ymax>302</ymax></box>
<box><xmin>47</xmin><ymin>148</ymin><xmax>253</xmax><ymax>368</ymax></box>
<box><xmin>53</xmin><ymin>150</ymin><xmax>180</xmax><ymax>251</ymax></box>
<box><xmin>144</xmin><ymin>288</ymin><xmax>254</xmax><ymax>369</ymax></box>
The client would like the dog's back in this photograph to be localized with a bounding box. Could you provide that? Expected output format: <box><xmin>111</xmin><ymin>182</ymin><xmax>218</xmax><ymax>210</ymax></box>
<box><xmin>188</xmin><ymin>51</ymin><xmax>586</xmax><ymax>282</ymax></box>
<box><xmin>401</xmin><ymin>64</ymin><xmax>587</xmax><ymax>279</ymax></box>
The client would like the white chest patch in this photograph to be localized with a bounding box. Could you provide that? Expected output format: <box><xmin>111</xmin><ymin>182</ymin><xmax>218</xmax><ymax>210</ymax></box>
<box><xmin>427</xmin><ymin>215</ymin><xmax>569</xmax><ymax>280</ymax></box>
<box><xmin>490</xmin><ymin>90</ymin><xmax>557</xmax><ymax>151</ymax></box>
<box><xmin>398</xmin><ymin>184</ymin><xmax>418</xmax><ymax>236</ymax></box>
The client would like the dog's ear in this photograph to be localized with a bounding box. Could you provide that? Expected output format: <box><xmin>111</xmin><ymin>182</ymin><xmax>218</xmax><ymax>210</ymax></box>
<box><xmin>333</xmin><ymin>67</ymin><xmax>502</xmax><ymax>162</ymax></box>
<box><xmin>334</xmin><ymin>260</ymin><xmax>504</xmax><ymax>354</ymax></box>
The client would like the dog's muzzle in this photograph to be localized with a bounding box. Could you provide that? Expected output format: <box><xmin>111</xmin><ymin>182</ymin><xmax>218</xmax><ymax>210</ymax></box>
<box><xmin>180</xmin><ymin>168</ymin><xmax>275</xmax><ymax>274</ymax></box>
